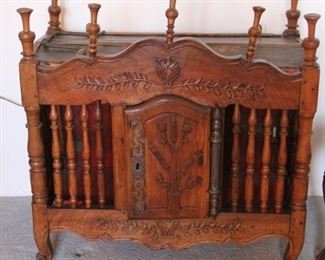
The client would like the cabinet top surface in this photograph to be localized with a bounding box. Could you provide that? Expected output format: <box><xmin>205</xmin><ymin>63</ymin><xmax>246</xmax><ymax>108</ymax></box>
<box><xmin>35</xmin><ymin>31</ymin><xmax>304</xmax><ymax>71</ymax></box>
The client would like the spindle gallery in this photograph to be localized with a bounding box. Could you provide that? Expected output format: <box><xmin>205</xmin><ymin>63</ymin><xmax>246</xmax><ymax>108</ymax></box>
<box><xmin>17</xmin><ymin>1</ymin><xmax>321</xmax><ymax>259</ymax></box>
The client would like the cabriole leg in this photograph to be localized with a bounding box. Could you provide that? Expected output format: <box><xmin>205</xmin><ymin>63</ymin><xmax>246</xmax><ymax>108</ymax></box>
<box><xmin>285</xmin><ymin>213</ymin><xmax>306</xmax><ymax>260</ymax></box>
<box><xmin>33</xmin><ymin>204</ymin><xmax>52</xmax><ymax>260</ymax></box>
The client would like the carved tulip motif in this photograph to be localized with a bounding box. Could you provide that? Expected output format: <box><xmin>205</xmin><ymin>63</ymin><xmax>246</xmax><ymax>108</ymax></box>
<box><xmin>156</xmin><ymin>57</ymin><xmax>181</xmax><ymax>87</ymax></box>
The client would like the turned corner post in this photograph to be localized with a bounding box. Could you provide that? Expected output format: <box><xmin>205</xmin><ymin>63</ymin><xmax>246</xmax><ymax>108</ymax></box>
<box><xmin>17</xmin><ymin>7</ymin><xmax>47</xmax><ymax>204</ymax></box>
<box><xmin>18</xmin><ymin>8</ymin><xmax>52</xmax><ymax>260</ymax></box>
<box><xmin>283</xmin><ymin>0</ymin><xmax>301</xmax><ymax>38</ymax></box>
<box><xmin>47</xmin><ymin>0</ymin><xmax>62</xmax><ymax>34</ymax></box>
<box><xmin>287</xmin><ymin>13</ymin><xmax>321</xmax><ymax>260</ymax></box>
<box><xmin>166</xmin><ymin>0</ymin><xmax>178</xmax><ymax>44</ymax></box>
<box><xmin>246</xmin><ymin>6</ymin><xmax>265</xmax><ymax>62</ymax></box>
<box><xmin>87</xmin><ymin>3</ymin><xmax>101</xmax><ymax>60</ymax></box>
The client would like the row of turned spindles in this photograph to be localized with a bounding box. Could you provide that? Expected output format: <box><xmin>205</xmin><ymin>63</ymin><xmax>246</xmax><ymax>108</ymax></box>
<box><xmin>18</xmin><ymin>0</ymin><xmax>318</xmax><ymax>67</ymax></box>
<box><xmin>50</xmin><ymin>102</ymin><xmax>106</xmax><ymax>208</ymax></box>
<box><xmin>231</xmin><ymin>104</ymin><xmax>289</xmax><ymax>214</ymax></box>
<box><xmin>18</xmin><ymin>0</ymin><xmax>278</xmax><ymax>62</ymax></box>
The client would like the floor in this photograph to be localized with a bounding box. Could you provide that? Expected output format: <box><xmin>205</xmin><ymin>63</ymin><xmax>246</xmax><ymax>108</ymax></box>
<box><xmin>0</xmin><ymin>197</ymin><xmax>324</xmax><ymax>260</ymax></box>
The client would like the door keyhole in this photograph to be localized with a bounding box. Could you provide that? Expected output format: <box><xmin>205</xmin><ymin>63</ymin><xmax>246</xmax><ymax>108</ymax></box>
<box><xmin>136</xmin><ymin>162</ymin><xmax>140</xmax><ymax>171</ymax></box>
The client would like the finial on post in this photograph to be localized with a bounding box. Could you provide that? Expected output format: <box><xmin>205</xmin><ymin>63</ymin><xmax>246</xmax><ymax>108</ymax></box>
<box><xmin>47</xmin><ymin>0</ymin><xmax>62</xmax><ymax>34</ymax></box>
<box><xmin>283</xmin><ymin>0</ymin><xmax>300</xmax><ymax>38</ymax></box>
<box><xmin>17</xmin><ymin>8</ymin><xmax>35</xmax><ymax>61</ymax></box>
<box><xmin>303</xmin><ymin>14</ymin><xmax>321</xmax><ymax>68</ymax></box>
<box><xmin>87</xmin><ymin>3</ymin><xmax>101</xmax><ymax>60</ymax></box>
<box><xmin>166</xmin><ymin>0</ymin><xmax>178</xmax><ymax>44</ymax></box>
<box><xmin>246</xmin><ymin>6</ymin><xmax>265</xmax><ymax>62</ymax></box>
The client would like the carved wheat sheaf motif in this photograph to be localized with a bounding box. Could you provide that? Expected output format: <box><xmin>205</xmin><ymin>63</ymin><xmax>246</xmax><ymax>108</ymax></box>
<box><xmin>74</xmin><ymin>57</ymin><xmax>266</xmax><ymax>101</ymax></box>
<box><xmin>148</xmin><ymin>115</ymin><xmax>203</xmax><ymax>212</ymax></box>
<box><xmin>95</xmin><ymin>218</ymin><xmax>242</xmax><ymax>240</ymax></box>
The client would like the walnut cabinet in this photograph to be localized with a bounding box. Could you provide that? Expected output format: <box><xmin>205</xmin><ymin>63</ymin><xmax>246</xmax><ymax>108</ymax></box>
<box><xmin>16</xmin><ymin>1</ymin><xmax>321</xmax><ymax>259</ymax></box>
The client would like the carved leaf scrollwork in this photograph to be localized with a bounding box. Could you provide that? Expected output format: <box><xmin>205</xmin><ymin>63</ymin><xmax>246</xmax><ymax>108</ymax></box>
<box><xmin>95</xmin><ymin>217</ymin><xmax>242</xmax><ymax>241</ymax></box>
<box><xmin>75</xmin><ymin>72</ymin><xmax>265</xmax><ymax>102</ymax></box>
<box><xmin>75</xmin><ymin>72</ymin><xmax>152</xmax><ymax>91</ymax></box>
<box><xmin>182</xmin><ymin>78</ymin><xmax>266</xmax><ymax>101</ymax></box>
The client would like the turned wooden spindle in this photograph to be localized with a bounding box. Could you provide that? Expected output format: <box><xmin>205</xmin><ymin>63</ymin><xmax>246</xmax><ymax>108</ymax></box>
<box><xmin>47</xmin><ymin>0</ymin><xmax>62</xmax><ymax>34</ymax></box>
<box><xmin>87</xmin><ymin>3</ymin><xmax>101</xmax><ymax>59</ymax></box>
<box><xmin>303</xmin><ymin>14</ymin><xmax>321</xmax><ymax>68</ymax></box>
<box><xmin>275</xmin><ymin>110</ymin><xmax>288</xmax><ymax>213</ymax></box>
<box><xmin>246</xmin><ymin>6</ymin><xmax>265</xmax><ymax>62</ymax></box>
<box><xmin>65</xmin><ymin>105</ymin><xmax>78</xmax><ymax>208</ymax></box>
<box><xmin>231</xmin><ymin>104</ymin><xmax>241</xmax><ymax>212</ymax></box>
<box><xmin>245</xmin><ymin>108</ymin><xmax>257</xmax><ymax>213</ymax></box>
<box><xmin>50</xmin><ymin>105</ymin><xmax>63</xmax><ymax>208</ymax></box>
<box><xmin>209</xmin><ymin>107</ymin><xmax>223</xmax><ymax>218</ymax></box>
<box><xmin>287</xmin><ymin>13</ymin><xmax>321</xmax><ymax>259</ymax></box>
<box><xmin>166</xmin><ymin>0</ymin><xmax>178</xmax><ymax>44</ymax></box>
<box><xmin>17</xmin><ymin>8</ymin><xmax>35</xmax><ymax>61</ymax></box>
<box><xmin>95</xmin><ymin>101</ymin><xmax>106</xmax><ymax>208</ymax></box>
<box><xmin>260</xmin><ymin>109</ymin><xmax>272</xmax><ymax>213</ymax></box>
<box><xmin>283</xmin><ymin>0</ymin><xmax>301</xmax><ymax>37</ymax></box>
<box><xmin>81</xmin><ymin>105</ymin><xmax>92</xmax><ymax>209</ymax></box>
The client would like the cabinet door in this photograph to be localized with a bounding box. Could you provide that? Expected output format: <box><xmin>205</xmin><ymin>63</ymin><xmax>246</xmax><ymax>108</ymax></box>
<box><xmin>125</xmin><ymin>96</ymin><xmax>211</xmax><ymax>219</ymax></box>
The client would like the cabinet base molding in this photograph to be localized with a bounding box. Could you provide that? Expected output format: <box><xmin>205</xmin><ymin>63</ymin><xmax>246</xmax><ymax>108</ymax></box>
<box><xmin>48</xmin><ymin>209</ymin><xmax>290</xmax><ymax>249</ymax></box>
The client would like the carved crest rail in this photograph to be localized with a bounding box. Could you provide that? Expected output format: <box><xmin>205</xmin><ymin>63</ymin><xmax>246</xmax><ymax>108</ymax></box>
<box><xmin>38</xmin><ymin>39</ymin><xmax>302</xmax><ymax>109</ymax></box>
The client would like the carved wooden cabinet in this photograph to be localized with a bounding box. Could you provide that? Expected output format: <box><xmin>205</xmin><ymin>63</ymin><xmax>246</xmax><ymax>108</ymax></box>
<box><xmin>17</xmin><ymin>1</ymin><xmax>321</xmax><ymax>260</ymax></box>
<box><xmin>125</xmin><ymin>96</ymin><xmax>211</xmax><ymax>219</ymax></box>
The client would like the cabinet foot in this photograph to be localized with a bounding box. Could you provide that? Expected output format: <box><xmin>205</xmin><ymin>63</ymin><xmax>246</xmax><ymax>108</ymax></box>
<box><xmin>34</xmin><ymin>230</ymin><xmax>53</xmax><ymax>260</ymax></box>
<box><xmin>33</xmin><ymin>204</ymin><xmax>53</xmax><ymax>260</ymax></box>
<box><xmin>284</xmin><ymin>238</ymin><xmax>304</xmax><ymax>260</ymax></box>
<box><xmin>36</xmin><ymin>250</ymin><xmax>52</xmax><ymax>260</ymax></box>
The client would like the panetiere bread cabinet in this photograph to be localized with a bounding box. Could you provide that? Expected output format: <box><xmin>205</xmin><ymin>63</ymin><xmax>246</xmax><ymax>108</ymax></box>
<box><xmin>17</xmin><ymin>0</ymin><xmax>321</xmax><ymax>259</ymax></box>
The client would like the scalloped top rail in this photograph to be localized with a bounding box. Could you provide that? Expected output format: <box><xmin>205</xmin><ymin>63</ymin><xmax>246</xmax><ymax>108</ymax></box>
<box><xmin>37</xmin><ymin>38</ymin><xmax>302</xmax><ymax>76</ymax></box>
<box><xmin>37</xmin><ymin>38</ymin><xmax>303</xmax><ymax>109</ymax></box>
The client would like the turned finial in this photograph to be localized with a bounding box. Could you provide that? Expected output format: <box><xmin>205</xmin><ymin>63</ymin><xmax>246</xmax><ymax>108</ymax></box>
<box><xmin>87</xmin><ymin>3</ymin><xmax>101</xmax><ymax>59</ymax></box>
<box><xmin>166</xmin><ymin>0</ymin><xmax>178</xmax><ymax>44</ymax></box>
<box><xmin>47</xmin><ymin>0</ymin><xmax>62</xmax><ymax>34</ymax></box>
<box><xmin>17</xmin><ymin>8</ymin><xmax>35</xmax><ymax>61</ymax></box>
<box><xmin>283</xmin><ymin>0</ymin><xmax>301</xmax><ymax>37</ymax></box>
<box><xmin>303</xmin><ymin>14</ymin><xmax>321</xmax><ymax>68</ymax></box>
<box><xmin>246</xmin><ymin>6</ymin><xmax>265</xmax><ymax>62</ymax></box>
